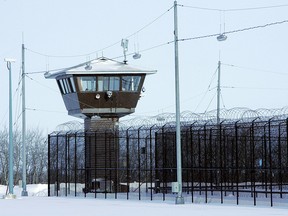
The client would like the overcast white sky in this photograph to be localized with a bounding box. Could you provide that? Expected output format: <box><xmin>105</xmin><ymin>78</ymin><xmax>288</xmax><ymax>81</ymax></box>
<box><xmin>1</xmin><ymin>0</ymin><xmax>288</xmax><ymax>132</ymax></box>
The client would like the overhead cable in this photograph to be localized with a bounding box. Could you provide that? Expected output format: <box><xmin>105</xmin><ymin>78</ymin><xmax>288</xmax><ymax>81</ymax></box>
<box><xmin>178</xmin><ymin>4</ymin><xmax>288</xmax><ymax>12</ymax></box>
<box><xmin>25</xmin><ymin>5</ymin><xmax>173</xmax><ymax>59</ymax></box>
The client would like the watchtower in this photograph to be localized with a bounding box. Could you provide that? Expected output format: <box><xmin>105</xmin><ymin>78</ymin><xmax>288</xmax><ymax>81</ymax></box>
<box><xmin>45</xmin><ymin>57</ymin><xmax>156</xmax><ymax>192</ymax></box>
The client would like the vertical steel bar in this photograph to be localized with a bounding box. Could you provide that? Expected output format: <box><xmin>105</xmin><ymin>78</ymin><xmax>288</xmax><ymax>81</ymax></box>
<box><xmin>162</xmin><ymin>126</ymin><xmax>166</xmax><ymax>201</ymax></box>
<box><xmin>67</xmin><ymin>134</ymin><xmax>70</xmax><ymax>194</ymax></box>
<box><xmin>251</xmin><ymin>121</ymin><xmax>256</xmax><ymax>206</ymax></box>
<box><xmin>149</xmin><ymin>126</ymin><xmax>154</xmax><ymax>201</ymax></box>
<box><xmin>219</xmin><ymin>123</ymin><xmax>223</xmax><ymax>203</ymax></box>
<box><xmin>235</xmin><ymin>122</ymin><xmax>239</xmax><ymax>205</ymax></box>
<box><xmin>264</xmin><ymin>127</ymin><xmax>268</xmax><ymax>198</ymax></box>
<box><xmin>277</xmin><ymin>123</ymin><xmax>283</xmax><ymax>198</ymax></box>
<box><xmin>204</xmin><ymin>124</ymin><xmax>208</xmax><ymax>203</ymax></box>
<box><xmin>198</xmin><ymin>130</ymin><xmax>202</xmax><ymax>195</ymax></box>
<box><xmin>108</xmin><ymin>135</ymin><xmax>112</xmax><ymax>196</ymax></box>
<box><xmin>114</xmin><ymin>129</ymin><xmax>118</xmax><ymax>199</ymax></box>
<box><xmin>190</xmin><ymin>124</ymin><xmax>194</xmax><ymax>203</ymax></box>
<box><xmin>56</xmin><ymin>134</ymin><xmax>59</xmax><ymax>197</ymax></box>
<box><xmin>209</xmin><ymin>128</ymin><xmax>213</xmax><ymax>196</ymax></box>
<box><xmin>48</xmin><ymin>135</ymin><xmax>51</xmax><ymax>197</ymax></box>
<box><xmin>138</xmin><ymin>126</ymin><xmax>142</xmax><ymax>200</ymax></box>
<box><xmin>74</xmin><ymin>133</ymin><xmax>77</xmax><ymax>197</ymax></box>
<box><xmin>84</xmin><ymin>131</ymin><xmax>87</xmax><ymax>197</ymax></box>
<box><xmin>64</xmin><ymin>132</ymin><xmax>68</xmax><ymax>196</ymax></box>
<box><xmin>268</xmin><ymin>120</ymin><xmax>273</xmax><ymax>207</ymax></box>
<box><xmin>94</xmin><ymin>131</ymin><xmax>97</xmax><ymax>198</ymax></box>
<box><xmin>223</xmin><ymin>129</ymin><xmax>227</xmax><ymax>197</ymax></box>
<box><xmin>126</xmin><ymin>128</ymin><xmax>130</xmax><ymax>200</ymax></box>
<box><xmin>185</xmin><ymin>129</ymin><xmax>189</xmax><ymax>194</ymax></box>
<box><xmin>145</xmin><ymin>136</ymin><xmax>148</xmax><ymax>193</ymax></box>
<box><xmin>104</xmin><ymin>131</ymin><xmax>107</xmax><ymax>199</ymax></box>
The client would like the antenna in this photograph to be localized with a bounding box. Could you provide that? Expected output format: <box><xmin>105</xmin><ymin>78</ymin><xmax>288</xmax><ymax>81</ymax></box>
<box><xmin>121</xmin><ymin>39</ymin><xmax>129</xmax><ymax>63</ymax></box>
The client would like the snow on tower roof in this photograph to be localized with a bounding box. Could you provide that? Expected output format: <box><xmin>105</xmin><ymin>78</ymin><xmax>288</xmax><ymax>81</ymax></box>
<box><xmin>44</xmin><ymin>57</ymin><xmax>157</xmax><ymax>79</ymax></box>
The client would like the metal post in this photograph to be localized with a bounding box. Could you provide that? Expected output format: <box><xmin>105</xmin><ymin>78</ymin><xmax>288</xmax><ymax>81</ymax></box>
<box><xmin>5</xmin><ymin>58</ymin><xmax>16</xmax><ymax>199</ymax></box>
<box><xmin>217</xmin><ymin>61</ymin><xmax>221</xmax><ymax>125</ymax></box>
<box><xmin>47</xmin><ymin>135</ymin><xmax>51</xmax><ymax>197</ymax></box>
<box><xmin>174</xmin><ymin>0</ymin><xmax>184</xmax><ymax>204</ymax></box>
<box><xmin>21</xmin><ymin>43</ymin><xmax>28</xmax><ymax>196</ymax></box>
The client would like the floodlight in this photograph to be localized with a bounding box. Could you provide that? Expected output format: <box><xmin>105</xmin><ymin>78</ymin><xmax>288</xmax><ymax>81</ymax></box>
<box><xmin>133</xmin><ymin>53</ymin><xmax>141</xmax><ymax>59</ymax></box>
<box><xmin>217</xmin><ymin>34</ymin><xmax>227</xmax><ymax>42</ymax></box>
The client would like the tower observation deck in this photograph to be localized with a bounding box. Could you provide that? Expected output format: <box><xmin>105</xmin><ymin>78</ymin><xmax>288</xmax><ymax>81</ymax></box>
<box><xmin>45</xmin><ymin>57</ymin><xmax>156</xmax><ymax>120</ymax></box>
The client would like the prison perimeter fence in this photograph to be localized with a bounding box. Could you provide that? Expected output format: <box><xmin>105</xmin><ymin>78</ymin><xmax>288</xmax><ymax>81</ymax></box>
<box><xmin>48</xmin><ymin>116</ymin><xmax>288</xmax><ymax>207</ymax></box>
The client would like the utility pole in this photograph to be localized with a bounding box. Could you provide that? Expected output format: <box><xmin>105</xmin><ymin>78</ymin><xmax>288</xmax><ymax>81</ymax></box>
<box><xmin>217</xmin><ymin>61</ymin><xmax>221</xmax><ymax>125</ymax></box>
<box><xmin>174</xmin><ymin>0</ymin><xmax>184</xmax><ymax>205</ymax></box>
<box><xmin>21</xmin><ymin>43</ymin><xmax>28</xmax><ymax>196</ymax></box>
<box><xmin>4</xmin><ymin>58</ymin><xmax>16</xmax><ymax>199</ymax></box>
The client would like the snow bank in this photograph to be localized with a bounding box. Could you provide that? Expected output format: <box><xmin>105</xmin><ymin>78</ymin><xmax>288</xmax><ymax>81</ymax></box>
<box><xmin>0</xmin><ymin>184</ymin><xmax>287</xmax><ymax>216</ymax></box>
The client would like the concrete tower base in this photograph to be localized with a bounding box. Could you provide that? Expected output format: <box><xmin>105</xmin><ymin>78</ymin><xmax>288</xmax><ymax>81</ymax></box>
<box><xmin>83</xmin><ymin>117</ymin><xmax>119</xmax><ymax>193</ymax></box>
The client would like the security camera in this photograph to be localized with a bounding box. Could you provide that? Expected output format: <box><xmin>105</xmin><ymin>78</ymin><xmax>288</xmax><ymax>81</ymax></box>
<box><xmin>106</xmin><ymin>91</ymin><xmax>113</xmax><ymax>98</ymax></box>
<box><xmin>95</xmin><ymin>94</ymin><xmax>100</xmax><ymax>100</ymax></box>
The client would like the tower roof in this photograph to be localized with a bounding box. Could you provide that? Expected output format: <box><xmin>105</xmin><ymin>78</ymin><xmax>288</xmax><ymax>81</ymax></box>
<box><xmin>44</xmin><ymin>57</ymin><xmax>156</xmax><ymax>79</ymax></box>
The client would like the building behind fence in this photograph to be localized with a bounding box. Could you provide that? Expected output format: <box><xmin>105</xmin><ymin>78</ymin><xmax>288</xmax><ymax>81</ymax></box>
<box><xmin>48</xmin><ymin>108</ymin><xmax>288</xmax><ymax>206</ymax></box>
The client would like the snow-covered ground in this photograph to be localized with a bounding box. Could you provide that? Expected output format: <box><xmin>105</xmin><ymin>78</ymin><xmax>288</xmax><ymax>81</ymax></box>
<box><xmin>0</xmin><ymin>184</ymin><xmax>287</xmax><ymax>216</ymax></box>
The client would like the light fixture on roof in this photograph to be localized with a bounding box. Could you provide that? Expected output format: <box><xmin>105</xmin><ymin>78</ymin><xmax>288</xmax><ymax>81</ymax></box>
<box><xmin>133</xmin><ymin>52</ymin><xmax>141</xmax><ymax>59</ymax></box>
<box><xmin>217</xmin><ymin>33</ymin><xmax>227</xmax><ymax>41</ymax></box>
<box><xmin>85</xmin><ymin>63</ymin><xmax>92</xmax><ymax>70</ymax></box>
<box><xmin>133</xmin><ymin>36</ymin><xmax>141</xmax><ymax>60</ymax></box>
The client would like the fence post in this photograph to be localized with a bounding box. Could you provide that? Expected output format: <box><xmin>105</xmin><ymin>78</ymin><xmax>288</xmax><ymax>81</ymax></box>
<box><xmin>74</xmin><ymin>132</ymin><xmax>77</xmax><ymax>197</ymax></box>
<box><xmin>277</xmin><ymin>122</ymin><xmax>283</xmax><ymax>198</ymax></box>
<box><xmin>251</xmin><ymin>118</ymin><xmax>259</xmax><ymax>206</ymax></box>
<box><xmin>56</xmin><ymin>133</ymin><xmax>59</xmax><ymax>197</ymax></box>
<box><xmin>149</xmin><ymin>124</ymin><xmax>157</xmax><ymax>201</ymax></box>
<box><xmin>189</xmin><ymin>122</ymin><xmax>197</xmax><ymax>203</ymax></box>
<box><xmin>126</xmin><ymin>127</ymin><xmax>132</xmax><ymax>200</ymax></box>
<box><xmin>138</xmin><ymin>126</ymin><xmax>144</xmax><ymax>200</ymax></box>
<box><xmin>235</xmin><ymin>121</ymin><xmax>239</xmax><ymax>205</ymax></box>
<box><xmin>268</xmin><ymin>118</ymin><xmax>274</xmax><ymax>207</ymax></box>
<box><xmin>48</xmin><ymin>134</ymin><xmax>51</xmax><ymax>197</ymax></box>
<box><xmin>219</xmin><ymin>121</ymin><xmax>224</xmax><ymax>204</ymax></box>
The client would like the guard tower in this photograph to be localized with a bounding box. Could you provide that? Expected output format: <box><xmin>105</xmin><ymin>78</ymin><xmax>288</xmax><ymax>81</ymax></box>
<box><xmin>44</xmin><ymin>57</ymin><xmax>156</xmax><ymax>119</ymax></box>
<box><xmin>45</xmin><ymin>57</ymin><xmax>156</xmax><ymax>192</ymax></box>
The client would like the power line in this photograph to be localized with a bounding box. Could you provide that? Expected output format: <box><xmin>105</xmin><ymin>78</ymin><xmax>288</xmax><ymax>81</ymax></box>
<box><xmin>178</xmin><ymin>4</ymin><xmax>288</xmax><ymax>12</ymax></box>
<box><xmin>25</xmin><ymin>5</ymin><xmax>173</xmax><ymax>59</ymax></box>
<box><xmin>220</xmin><ymin>92</ymin><xmax>226</xmax><ymax>109</ymax></box>
<box><xmin>194</xmin><ymin>67</ymin><xmax>218</xmax><ymax>112</ymax></box>
<box><xmin>179</xmin><ymin>19</ymin><xmax>288</xmax><ymax>42</ymax></box>
<box><xmin>222</xmin><ymin>86</ymin><xmax>288</xmax><ymax>91</ymax></box>
<box><xmin>26</xmin><ymin>67</ymin><xmax>68</xmax><ymax>75</ymax></box>
<box><xmin>26</xmin><ymin>108</ymin><xmax>66</xmax><ymax>114</ymax></box>
<box><xmin>25</xmin><ymin>19</ymin><xmax>288</xmax><ymax>75</ymax></box>
<box><xmin>25</xmin><ymin>41</ymin><xmax>174</xmax><ymax>75</ymax></box>
<box><xmin>204</xmin><ymin>91</ymin><xmax>217</xmax><ymax>113</ymax></box>
<box><xmin>224</xmin><ymin>20</ymin><xmax>288</xmax><ymax>35</ymax></box>
<box><xmin>222</xmin><ymin>63</ymin><xmax>288</xmax><ymax>76</ymax></box>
